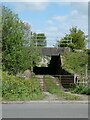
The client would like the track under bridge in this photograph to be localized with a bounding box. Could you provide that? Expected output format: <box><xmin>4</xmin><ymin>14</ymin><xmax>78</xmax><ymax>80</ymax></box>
<box><xmin>33</xmin><ymin>47</ymin><xmax>76</xmax><ymax>88</ymax></box>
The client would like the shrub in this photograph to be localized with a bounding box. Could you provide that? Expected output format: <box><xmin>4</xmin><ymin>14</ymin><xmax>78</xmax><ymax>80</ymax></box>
<box><xmin>2</xmin><ymin>72</ymin><xmax>44</xmax><ymax>100</ymax></box>
<box><xmin>62</xmin><ymin>51</ymin><xmax>88</xmax><ymax>76</ymax></box>
<box><xmin>71</xmin><ymin>85</ymin><xmax>90</xmax><ymax>95</ymax></box>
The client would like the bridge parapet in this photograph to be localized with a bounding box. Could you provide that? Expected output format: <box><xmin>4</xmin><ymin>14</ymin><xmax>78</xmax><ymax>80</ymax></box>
<box><xmin>42</xmin><ymin>47</ymin><xmax>70</xmax><ymax>56</ymax></box>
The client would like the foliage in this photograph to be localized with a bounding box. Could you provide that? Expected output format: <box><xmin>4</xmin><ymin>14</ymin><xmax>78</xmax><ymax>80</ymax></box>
<box><xmin>2</xmin><ymin>72</ymin><xmax>44</xmax><ymax>100</ymax></box>
<box><xmin>2</xmin><ymin>6</ymin><xmax>25</xmax><ymax>74</ymax></box>
<box><xmin>62</xmin><ymin>51</ymin><xmax>88</xmax><ymax>76</ymax></box>
<box><xmin>87</xmin><ymin>49</ymin><xmax>90</xmax><ymax>71</ymax></box>
<box><xmin>2</xmin><ymin>6</ymin><xmax>26</xmax><ymax>74</ymax></box>
<box><xmin>44</xmin><ymin>76</ymin><xmax>80</xmax><ymax>100</ymax></box>
<box><xmin>0</xmin><ymin>80</ymin><xmax>2</xmax><ymax>101</ymax></box>
<box><xmin>70</xmin><ymin>84</ymin><xmax>90</xmax><ymax>95</ymax></box>
<box><xmin>40</xmin><ymin>64</ymin><xmax>46</xmax><ymax>67</ymax></box>
<box><xmin>57</xmin><ymin>27</ymin><xmax>87</xmax><ymax>50</ymax></box>
<box><xmin>30</xmin><ymin>33</ymin><xmax>47</xmax><ymax>47</ymax></box>
<box><xmin>2</xmin><ymin>5</ymin><xmax>45</xmax><ymax>75</ymax></box>
<box><xmin>36</xmin><ymin>33</ymin><xmax>47</xmax><ymax>46</ymax></box>
<box><xmin>57</xmin><ymin>34</ymin><xmax>73</xmax><ymax>48</ymax></box>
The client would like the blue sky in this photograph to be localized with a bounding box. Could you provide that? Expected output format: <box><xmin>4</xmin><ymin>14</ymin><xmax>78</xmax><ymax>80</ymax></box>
<box><xmin>2</xmin><ymin>2</ymin><xmax>88</xmax><ymax>47</ymax></box>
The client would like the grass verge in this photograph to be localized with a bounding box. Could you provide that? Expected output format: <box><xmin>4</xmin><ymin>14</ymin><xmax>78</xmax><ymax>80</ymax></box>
<box><xmin>70</xmin><ymin>84</ymin><xmax>90</xmax><ymax>95</ymax></box>
<box><xmin>2</xmin><ymin>72</ymin><xmax>44</xmax><ymax>101</ymax></box>
<box><xmin>44</xmin><ymin>76</ymin><xmax>80</xmax><ymax>100</ymax></box>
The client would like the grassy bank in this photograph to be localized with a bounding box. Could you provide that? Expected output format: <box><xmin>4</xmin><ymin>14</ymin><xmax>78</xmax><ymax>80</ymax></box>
<box><xmin>62</xmin><ymin>51</ymin><xmax>88</xmax><ymax>77</ymax></box>
<box><xmin>44</xmin><ymin>76</ymin><xmax>80</xmax><ymax>100</ymax></box>
<box><xmin>70</xmin><ymin>84</ymin><xmax>90</xmax><ymax>95</ymax></box>
<box><xmin>2</xmin><ymin>72</ymin><xmax>44</xmax><ymax>101</ymax></box>
<box><xmin>0</xmin><ymin>81</ymin><xmax>2</xmax><ymax>101</ymax></box>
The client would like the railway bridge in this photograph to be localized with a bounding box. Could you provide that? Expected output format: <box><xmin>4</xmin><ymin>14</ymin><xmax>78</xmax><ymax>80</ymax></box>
<box><xmin>33</xmin><ymin>47</ymin><xmax>75</xmax><ymax>87</ymax></box>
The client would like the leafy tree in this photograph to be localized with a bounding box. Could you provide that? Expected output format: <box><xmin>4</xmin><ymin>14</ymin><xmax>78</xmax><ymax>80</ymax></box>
<box><xmin>57</xmin><ymin>34</ymin><xmax>73</xmax><ymax>48</ymax></box>
<box><xmin>31</xmin><ymin>33</ymin><xmax>47</xmax><ymax>47</ymax></box>
<box><xmin>62</xmin><ymin>51</ymin><xmax>88</xmax><ymax>77</ymax></box>
<box><xmin>0</xmin><ymin>15</ymin><xmax>2</xmax><ymax>72</ymax></box>
<box><xmin>2</xmin><ymin>6</ymin><xmax>37</xmax><ymax>74</ymax></box>
<box><xmin>36</xmin><ymin>33</ymin><xmax>47</xmax><ymax>47</ymax></box>
<box><xmin>21</xmin><ymin>21</ymin><xmax>31</xmax><ymax>46</ymax></box>
<box><xmin>57</xmin><ymin>27</ymin><xmax>87</xmax><ymax>50</ymax></box>
<box><xmin>2</xmin><ymin>6</ymin><xmax>26</xmax><ymax>74</ymax></box>
<box><xmin>70</xmin><ymin>27</ymin><xmax>87</xmax><ymax>49</ymax></box>
<box><xmin>2</xmin><ymin>6</ymin><xmax>47</xmax><ymax>74</ymax></box>
<box><xmin>30</xmin><ymin>32</ymin><xmax>47</xmax><ymax>66</ymax></box>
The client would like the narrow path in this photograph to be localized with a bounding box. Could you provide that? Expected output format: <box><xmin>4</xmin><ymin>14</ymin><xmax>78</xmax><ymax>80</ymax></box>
<box><xmin>43</xmin><ymin>92</ymin><xmax>64</xmax><ymax>101</ymax></box>
<box><xmin>36</xmin><ymin>75</ymin><xmax>64</xmax><ymax>101</ymax></box>
<box><xmin>36</xmin><ymin>75</ymin><xmax>88</xmax><ymax>101</ymax></box>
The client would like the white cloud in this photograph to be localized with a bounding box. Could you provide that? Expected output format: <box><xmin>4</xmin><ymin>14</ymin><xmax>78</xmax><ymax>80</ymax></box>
<box><xmin>44</xmin><ymin>7</ymin><xmax>88</xmax><ymax>46</ymax></box>
<box><xmin>1</xmin><ymin>0</ymin><xmax>49</xmax><ymax>2</ymax></box>
<box><xmin>2</xmin><ymin>1</ymin><xmax>88</xmax><ymax>47</ymax></box>
<box><xmin>10</xmin><ymin>2</ymin><xmax>49</xmax><ymax>12</ymax></box>
<box><xmin>52</xmin><ymin>15</ymin><xmax>68</xmax><ymax>22</ymax></box>
<box><xmin>56</xmin><ymin>2</ymin><xmax>88</xmax><ymax>16</ymax></box>
<box><xmin>1</xmin><ymin>1</ymin><xmax>49</xmax><ymax>11</ymax></box>
<box><xmin>51</xmin><ymin>8</ymin><xmax>87</xmax><ymax>33</ymax></box>
<box><xmin>70</xmin><ymin>10</ymin><xmax>78</xmax><ymax>16</ymax></box>
<box><xmin>70</xmin><ymin>2</ymin><xmax>88</xmax><ymax>15</ymax></box>
<box><xmin>27</xmin><ymin>2</ymin><xmax>48</xmax><ymax>11</ymax></box>
<box><xmin>57</xmin><ymin>2</ymin><xmax>71</xmax><ymax>6</ymax></box>
<box><xmin>1</xmin><ymin>0</ymin><xmax>89</xmax><ymax>2</ymax></box>
<box><xmin>46</xmin><ymin>26</ymin><xmax>59</xmax><ymax>32</ymax></box>
<box><xmin>47</xmin><ymin>20</ymin><xmax>54</xmax><ymax>26</ymax></box>
<box><xmin>51</xmin><ymin>0</ymin><xmax>88</xmax><ymax>2</ymax></box>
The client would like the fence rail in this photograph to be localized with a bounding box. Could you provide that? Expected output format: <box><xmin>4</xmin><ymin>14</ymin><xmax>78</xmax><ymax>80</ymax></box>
<box><xmin>76</xmin><ymin>77</ymin><xmax>88</xmax><ymax>86</ymax></box>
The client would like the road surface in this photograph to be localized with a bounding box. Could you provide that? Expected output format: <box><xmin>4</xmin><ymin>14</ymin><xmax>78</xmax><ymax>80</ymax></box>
<box><xmin>2</xmin><ymin>103</ymin><xmax>88</xmax><ymax>118</ymax></box>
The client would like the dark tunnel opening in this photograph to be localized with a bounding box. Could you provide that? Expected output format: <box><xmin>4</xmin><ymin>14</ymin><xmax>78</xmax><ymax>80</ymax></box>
<box><xmin>33</xmin><ymin>54</ymin><xmax>74</xmax><ymax>88</ymax></box>
<box><xmin>33</xmin><ymin>54</ymin><xmax>72</xmax><ymax>76</ymax></box>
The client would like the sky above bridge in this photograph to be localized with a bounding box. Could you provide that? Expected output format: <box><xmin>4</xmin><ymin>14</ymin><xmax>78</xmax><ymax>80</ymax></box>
<box><xmin>2</xmin><ymin>1</ymin><xmax>89</xmax><ymax>48</ymax></box>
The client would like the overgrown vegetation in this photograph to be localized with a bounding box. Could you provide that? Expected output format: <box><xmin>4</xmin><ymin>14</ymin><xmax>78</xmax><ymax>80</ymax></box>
<box><xmin>2</xmin><ymin>5</ymin><xmax>46</xmax><ymax>75</ymax></box>
<box><xmin>62</xmin><ymin>50</ymin><xmax>88</xmax><ymax>77</ymax></box>
<box><xmin>44</xmin><ymin>76</ymin><xmax>80</xmax><ymax>100</ymax></box>
<box><xmin>1</xmin><ymin>5</ymin><xmax>89</xmax><ymax>101</ymax></box>
<box><xmin>70</xmin><ymin>84</ymin><xmax>90</xmax><ymax>95</ymax></box>
<box><xmin>0</xmin><ymin>80</ymin><xmax>2</xmax><ymax>101</ymax></box>
<box><xmin>2</xmin><ymin>72</ymin><xmax>44</xmax><ymax>100</ymax></box>
<box><xmin>57</xmin><ymin>27</ymin><xmax>87</xmax><ymax>50</ymax></box>
<box><xmin>61</xmin><ymin>48</ymin><xmax>89</xmax><ymax>96</ymax></box>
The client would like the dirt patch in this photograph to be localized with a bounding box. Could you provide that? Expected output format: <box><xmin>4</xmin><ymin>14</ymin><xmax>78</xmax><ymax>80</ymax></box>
<box><xmin>43</xmin><ymin>92</ymin><xmax>64</xmax><ymax>101</ymax></box>
<box><xmin>65</xmin><ymin>92</ymin><xmax>88</xmax><ymax>101</ymax></box>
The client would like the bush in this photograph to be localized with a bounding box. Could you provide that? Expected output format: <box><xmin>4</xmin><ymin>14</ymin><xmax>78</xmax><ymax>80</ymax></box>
<box><xmin>71</xmin><ymin>85</ymin><xmax>90</xmax><ymax>95</ymax></box>
<box><xmin>41</xmin><ymin>64</ymin><xmax>46</xmax><ymax>67</ymax></box>
<box><xmin>2</xmin><ymin>72</ymin><xmax>44</xmax><ymax>100</ymax></box>
<box><xmin>62</xmin><ymin>51</ymin><xmax>88</xmax><ymax>76</ymax></box>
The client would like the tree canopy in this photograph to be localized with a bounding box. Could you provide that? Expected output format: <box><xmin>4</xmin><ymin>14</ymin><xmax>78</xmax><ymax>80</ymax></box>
<box><xmin>2</xmin><ymin>5</ymin><xmax>47</xmax><ymax>75</ymax></box>
<box><xmin>57</xmin><ymin>27</ymin><xmax>87</xmax><ymax>50</ymax></box>
<box><xmin>31</xmin><ymin>33</ymin><xmax>47</xmax><ymax>47</ymax></box>
<box><xmin>2</xmin><ymin>6</ymin><xmax>25</xmax><ymax>74</ymax></box>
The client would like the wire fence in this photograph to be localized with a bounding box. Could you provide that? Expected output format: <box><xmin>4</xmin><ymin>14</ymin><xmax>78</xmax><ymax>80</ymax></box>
<box><xmin>36</xmin><ymin>74</ymin><xmax>89</xmax><ymax>87</ymax></box>
<box><xmin>76</xmin><ymin>76</ymin><xmax>88</xmax><ymax>86</ymax></box>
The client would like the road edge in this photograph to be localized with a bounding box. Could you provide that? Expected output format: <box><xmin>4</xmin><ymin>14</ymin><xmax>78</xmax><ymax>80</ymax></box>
<box><xmin>1</xmin><ymin>100</ymin><xmax>89</xmax><ymax>104</ymax></box>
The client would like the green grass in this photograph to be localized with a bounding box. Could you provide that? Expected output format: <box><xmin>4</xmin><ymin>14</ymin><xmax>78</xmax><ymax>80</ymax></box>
<box><xmin>2</xmin><ymin>72</ymin><xmax>44</xmax><ymax>101</ymax></box>
<box><xmin>70</xmin><ymin>84</ymin><xmax>90</xmax><ymax>95</ymax></box>
<box><xmin>62</xmin><ymin>51</ymin><xmax>88</xmax><ymax>77</ymax></box>
<box><xmin>0</xmin><ymin>80</ymin><xmax>2</xmax><ymax>101</ymax></box>
<box><xmin>44</xmin><ymin>76</ymin><xmax>80</xmax><ymax>100</ymax></box>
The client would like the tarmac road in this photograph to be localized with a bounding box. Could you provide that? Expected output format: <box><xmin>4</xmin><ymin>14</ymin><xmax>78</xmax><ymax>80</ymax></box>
<box><xmin>2</xmin><ymin>103</ymin><xmax>88</xmax><ymax>118</ymax></box>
